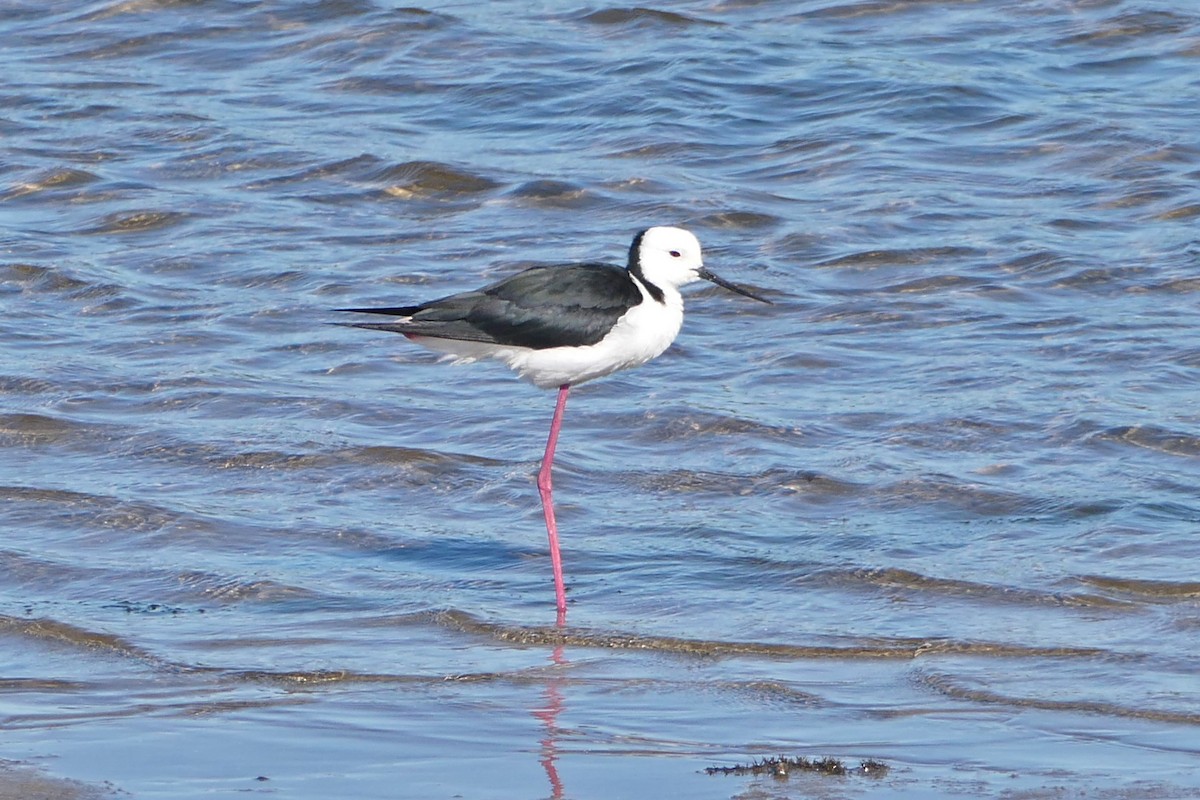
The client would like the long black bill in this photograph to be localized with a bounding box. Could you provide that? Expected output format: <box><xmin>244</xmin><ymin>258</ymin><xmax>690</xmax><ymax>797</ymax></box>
<box><xmin>697</xmin><ymin>267</ymin><xmax>772</xmax><ymax>304</ymax></box>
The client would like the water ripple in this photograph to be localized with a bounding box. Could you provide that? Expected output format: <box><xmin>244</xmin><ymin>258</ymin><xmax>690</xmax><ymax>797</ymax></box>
<box><xmin>3</xmin><ymin>0</ymin><xmax>1200</xmax><ymax>794</ymax></box>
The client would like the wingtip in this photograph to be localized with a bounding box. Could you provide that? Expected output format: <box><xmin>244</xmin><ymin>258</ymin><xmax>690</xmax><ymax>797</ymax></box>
<box><xmin>336</xmin><ymin>305</ymin><xmax>421</xmax><ymax>316</ymax></box>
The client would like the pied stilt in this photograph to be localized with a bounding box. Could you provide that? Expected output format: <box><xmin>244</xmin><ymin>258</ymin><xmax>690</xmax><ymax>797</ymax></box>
<box><xmin>339</xmin><ymin>226</ymin><xmax>770</xmax><ymax>619</ymax></box>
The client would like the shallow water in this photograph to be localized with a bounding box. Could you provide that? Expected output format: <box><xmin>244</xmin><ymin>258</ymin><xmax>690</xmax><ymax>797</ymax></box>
<box><xmin>3</xmin><ymin>0</ymin><xmax>1200</xmax><ymax>797</ymax></box>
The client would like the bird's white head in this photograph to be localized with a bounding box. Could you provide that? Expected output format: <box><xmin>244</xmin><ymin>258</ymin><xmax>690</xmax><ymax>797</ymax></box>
<box><xmin>628</xmin><ymin>226</ymin><xmax>772</xmax><ymax>304</ymax></box>
<box><xmin>629</xmin><ymin>226</ymin><xmax>706</xmax><ymax>292</ymax></box>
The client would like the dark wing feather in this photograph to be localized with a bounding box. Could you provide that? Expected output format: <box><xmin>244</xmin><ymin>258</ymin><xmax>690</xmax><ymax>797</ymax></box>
<box><xmin>341</xmin><ymin>263</ymin><xmax>642</xmax><ymax>349</ymax></box>
<box><xmin>338</xmin><ymin>305</ymin><xmax>423</xmax><ymax>316</ymax></box>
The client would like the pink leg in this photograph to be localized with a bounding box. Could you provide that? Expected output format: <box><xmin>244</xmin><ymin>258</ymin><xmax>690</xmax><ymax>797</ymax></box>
<box><xmin>538</xmin><ymin>384</ymin><xmax>570</xmax><ymax>618</ymax></box>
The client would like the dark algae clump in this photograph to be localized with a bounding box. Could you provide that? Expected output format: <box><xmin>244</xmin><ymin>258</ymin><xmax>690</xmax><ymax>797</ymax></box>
<box><xmin>705</xmin><ymin>755</ymin><xmax>889</xmax><ymax>779</ymax></box>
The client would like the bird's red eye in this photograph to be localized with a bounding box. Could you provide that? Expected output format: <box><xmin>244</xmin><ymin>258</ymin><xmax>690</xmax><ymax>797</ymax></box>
<box><xmin>669</xmin><ymin>250</ymin><xmax>681</xmax><ymax>257</ymax></box>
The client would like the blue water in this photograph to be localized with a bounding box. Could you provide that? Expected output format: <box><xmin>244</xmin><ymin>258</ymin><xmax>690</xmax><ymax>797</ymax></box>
<box><xmin>3</xmin><ymin>1</ymin><xmax>1199</xmax><ymax>798</ymax></box>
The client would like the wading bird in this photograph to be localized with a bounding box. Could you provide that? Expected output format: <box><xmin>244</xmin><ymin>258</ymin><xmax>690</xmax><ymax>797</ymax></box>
<box><xmin>340</xmin><ymin>226</ymin><xmax>770</xmax><ymax>619</ymax></box>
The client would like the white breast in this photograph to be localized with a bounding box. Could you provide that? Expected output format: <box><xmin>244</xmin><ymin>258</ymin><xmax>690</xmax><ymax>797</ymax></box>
<box><xmin>512</xmin><ymin>288</ymin><xmax>684</xmax><ymax>388</ymax></box>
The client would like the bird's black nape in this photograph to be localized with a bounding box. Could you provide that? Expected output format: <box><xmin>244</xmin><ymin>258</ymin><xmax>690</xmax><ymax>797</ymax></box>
<box><xmin>625</xmin><ymin>228</ymin><xmax>665</xmax><ymax>303</ymax></box>
<box><xmin>626</xmin><ymin>229</ymin><xmax>647</xmax><ymax>271</ymax></box>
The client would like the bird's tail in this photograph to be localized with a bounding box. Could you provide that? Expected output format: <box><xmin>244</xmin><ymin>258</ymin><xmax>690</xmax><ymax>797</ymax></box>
<box><xmin>331</xmin><ymin>321</ymin><xmax>414</xmax><ymax>335</ymax></box>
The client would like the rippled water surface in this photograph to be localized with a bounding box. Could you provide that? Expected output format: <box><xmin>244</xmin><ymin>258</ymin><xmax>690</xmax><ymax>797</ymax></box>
<box><xmin>3</xmin><ymin>1</ymin><xmax>1200</xmax><ymax>797</ymax></box>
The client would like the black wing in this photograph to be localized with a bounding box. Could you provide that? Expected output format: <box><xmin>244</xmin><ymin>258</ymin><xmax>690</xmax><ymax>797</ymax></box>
<box><xmin>340</xmin><ymin>263</ymin><xmax>643</xmax><ymax>349</ymax></box>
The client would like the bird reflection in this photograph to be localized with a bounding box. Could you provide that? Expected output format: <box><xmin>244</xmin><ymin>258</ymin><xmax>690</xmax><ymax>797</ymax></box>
<box><xmin>531</xmin><ymin>640</ymin><xmax>568</xmax><ymax>799</ymax></box>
